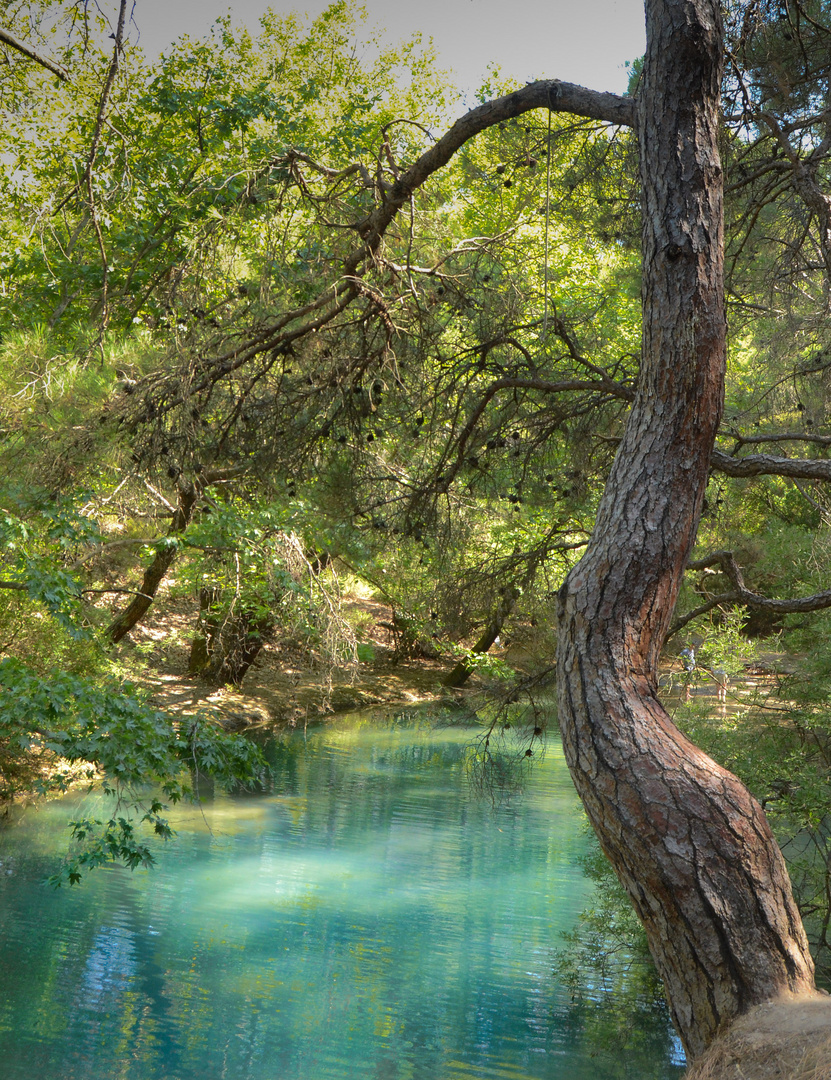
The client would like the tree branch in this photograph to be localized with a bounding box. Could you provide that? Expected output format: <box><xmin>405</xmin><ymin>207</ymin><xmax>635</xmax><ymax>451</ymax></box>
<box><xmin>669</xmin><ymin>549</ymin><xmax>831</xmax><ymax>637</ymax></box>
<box><xmin>724</xmin><ymin>431</ymin><xmax>831</xmax><ymax>448</ymax></box>
<box><xmin>353</xmin><ymin>81</ymin><xmax>635</xmax><ymax>256</ymax></box>
<box><xmin>124</xmin><ymin>78</ymin><xmax>634</xmax><ymax>423</ymax></box>
<box><xmin>711</xmin><ymin>447</ymin><xmax>831</xmax><ymax>480</ymax></box>
<box><xmin>667</xmin><ymin>592</ymin><xmax>742</xmax><ymax>639</ymax></box>
<box><xmin>0</xmin><ymin>26</ymin><xmax>69</xmax><ymax>81</ymax></box>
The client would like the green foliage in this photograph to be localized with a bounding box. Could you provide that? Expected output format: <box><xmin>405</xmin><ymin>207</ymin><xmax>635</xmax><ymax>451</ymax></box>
<box><xmin>0</xmin><ymin>484</ymin><xmax>99</xmax><ymax>637</ymax></box>
<box><xmin>667</xmin><ymin>609</ymin><xmax>754</xmax><ymax>703</ymax></box>
<box><xmin>176</xmin><ymin>499</ymin><xmax>360</xmax><ymax>682</ymax></box>
<box><xmin>556</xmin><ymin>834</ymin><xmax>683</xmax><ymax>1078</ymax></box>
<box><xmin>0</xmin><ymin>656</ymin><xmax>268</xmax><ymax>884</ymax></box>
<box><xmin>3</xmin><ymin>0</ymin><xmax>831</xmax><ymax>957</ymax></box>
<box><xmin>672</xmin><ymin>657</ymin><xmax>831</xmax><ymax>987</ymax></box>
<box><xmin>448</xmin><ymin>643</ymin><xmax>513</xmax><ymax>682</ymax></box>
<box><xmin>0</xmin><ymin>2</ymin><xmax>453</xmax><ymax>335</ymax></box>
<box><xmin>692</xmin><ymin>610</ymin><xmax>751</xmax><ymax>680</ymax></box>
<box><xmin>0</xmin><ymin>484</ymin><xmax>104</xmax><ymax>675</ymax></box>
<box><xmin>0</xmin><ymin>2</ymin><xmax>646</xmax><ymax>687</ymax></box>
<box><xmin>0</xmin><ymin>478</ymin><xmax>270</xmax><ymax>882</ymax></box>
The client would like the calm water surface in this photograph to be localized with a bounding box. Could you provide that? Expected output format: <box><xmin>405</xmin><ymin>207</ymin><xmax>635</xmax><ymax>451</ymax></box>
<box><xmin>0</xmin><ymin>712</ymin><xmax>684</xmax><ymax>1079</ymax></box>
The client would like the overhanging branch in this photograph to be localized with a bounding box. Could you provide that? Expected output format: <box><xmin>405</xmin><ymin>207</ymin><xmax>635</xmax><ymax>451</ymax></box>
<box><xmin>354</xmin><ymin>80</ymin><xmax>635</xmax><ymax>255</ymax></box>
<box><xmin>669</xmin><ymin>548</ymin><xmax>831</xmax><ymax>637</ymax></box>
<box><xmin>0</xmin><ymin>26</ymin><xmax>69</xmax><ymax>81</ymax></box>
<box><xmin>124</xmin><ymin>77</ymin><xmax>634</xmax><ymax>423</ymax></box>
<box><xmin>711</xmin><ymin>447</ymin><xmax>831</xmax><ymax>481</ymax></box>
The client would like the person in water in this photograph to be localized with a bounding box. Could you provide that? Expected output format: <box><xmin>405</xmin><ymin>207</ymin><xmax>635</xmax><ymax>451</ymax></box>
<box><xmin>679</xmin><ymin>644</ymin><xmax>728</xmax><ymax>704</ymax></box>
<box><xmin>680</xmin><ymin>645</ymin><xmax>695</xmax><ymax>702</ymax></box>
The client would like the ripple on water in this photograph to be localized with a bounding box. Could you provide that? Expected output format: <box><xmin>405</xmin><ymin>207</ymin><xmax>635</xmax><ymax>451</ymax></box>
<box><xmin>0</xmin><ymin>718</ymin><xmax>683</xmax><ymax>1080</ymax></box>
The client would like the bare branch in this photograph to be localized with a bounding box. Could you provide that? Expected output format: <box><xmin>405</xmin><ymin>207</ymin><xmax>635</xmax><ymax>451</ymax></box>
<box><xmin>669</xmin><ymin>549</ymin><xmax>831</xmax><ymax>638</ymax></box>
<box><xmin>667</xmin><ymin>592</ymin><xmax>742</xmax><ymax>639</ymax></box>
<box><xmin>723</xmin><ymin>431</ymin><xmax>831</xmax><ymax>448</ymax></box>
<box><xmin>432</xmin><ymin>374</ymin><xmax>630</xmax><ymax>497</ymax></box>
<box><xmin>353</xmin><ymin>80</ymin><xmax>635</xmax><ymax>257</ymax></box>
<box><xmin>85</xmin><ymin>0</ymin><xmax>128</xmax><ymax>336</ymax></box>
<box><xmin>711</xmin><ymin>447</ymin><xmax>831</xmax><ymax>481</ymax></box>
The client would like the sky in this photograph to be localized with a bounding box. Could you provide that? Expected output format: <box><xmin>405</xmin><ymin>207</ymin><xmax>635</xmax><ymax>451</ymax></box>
<box><xmin>128</xmin><ymin>0</ymin><xmax>646</xmax><ymax>98</ymax></box>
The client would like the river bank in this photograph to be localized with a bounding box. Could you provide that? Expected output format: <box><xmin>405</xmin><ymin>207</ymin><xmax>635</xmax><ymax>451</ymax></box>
<box><xmin>119</xmin><ymin>591</ymin><xmax>479</xmax><ymax>729</ymax></box>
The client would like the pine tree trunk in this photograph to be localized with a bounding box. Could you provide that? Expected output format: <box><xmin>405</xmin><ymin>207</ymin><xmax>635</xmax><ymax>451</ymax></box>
<box><xmin>555</xmin><ymin>0</ymin><xmax>816</xmax><ymax>1058</ymax></box>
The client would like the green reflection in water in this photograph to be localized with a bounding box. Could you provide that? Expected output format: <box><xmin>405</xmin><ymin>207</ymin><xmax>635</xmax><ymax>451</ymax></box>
<box><xmin>0</xmin><ymin>711</ymin><xmax>684</xmax><ymax>1079</ymax></box>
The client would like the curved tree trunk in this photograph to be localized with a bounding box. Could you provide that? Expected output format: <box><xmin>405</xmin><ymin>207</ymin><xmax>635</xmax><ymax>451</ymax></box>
<box><xmin>443</xmin><ymin>585</ymin><xmax>519</xmax><ymax>688</ymax></box>
<box><xmin>556</xmin><ymin>0</ymin><xmax>815</xmax><ymax>1059</ymax></box>
<box><xmin>107</xmin><ymin>478</ymin><xmax>197</xmax><ymax>644</ymax></box>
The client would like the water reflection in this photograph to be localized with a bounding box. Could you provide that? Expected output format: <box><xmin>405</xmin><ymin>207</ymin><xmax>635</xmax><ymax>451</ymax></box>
<box><xmin>79</xmin><ymin>923</ymin><xmax>137</xmax><ymax>1008</ymax></box>
<box><xmin>0</xmin><ymin>712</ymin><xmax>684</xmax><ymax>1079</ymax></box>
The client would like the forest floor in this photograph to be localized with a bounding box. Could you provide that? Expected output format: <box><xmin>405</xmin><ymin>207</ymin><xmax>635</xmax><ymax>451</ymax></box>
<box><xmin>121</xmin><ymin>590</ymin><xmax>461</xmax><ymax>729</ymax></box>
<box><xmin>119</xmin><ymin>586</ymin><xmax>778</xmax><ymax>730</ymax></box>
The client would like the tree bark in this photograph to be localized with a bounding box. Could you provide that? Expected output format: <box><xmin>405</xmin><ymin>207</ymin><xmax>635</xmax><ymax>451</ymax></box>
<box><xmin>107</xmin><ymin>478</ymin><xmax>197</xmax><ymax>644</ymax></box>
<box><xmin>442</xmin><ymin>585</ymin><xmax>519</xmax><ymax>688</ymax></box>
<box><xmin>555</xmin><ymin>0</ymin><xmax>816</xmax><ymax>1059</ymax></box>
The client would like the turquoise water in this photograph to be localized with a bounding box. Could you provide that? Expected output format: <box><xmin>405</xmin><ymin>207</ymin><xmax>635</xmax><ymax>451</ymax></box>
<box><xmin>0</xmin><ymin>712</ymin><xmax>684</xmax><ymax>1079</ymax></box>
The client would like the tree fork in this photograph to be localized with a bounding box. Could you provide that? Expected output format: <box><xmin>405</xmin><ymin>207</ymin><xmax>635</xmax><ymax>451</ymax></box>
<box><xmin>555</xmin><ymin>0</ymin><xmax>816</xmax><ymax>1059</ymax></box>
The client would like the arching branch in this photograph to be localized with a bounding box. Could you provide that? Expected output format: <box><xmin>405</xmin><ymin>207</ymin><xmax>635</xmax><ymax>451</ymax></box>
<box><xmin>0</xmin><ymin>25</ymin><xmax>69</xmax><ymax>81</ymax></box>
<box><xmin>122</xmin><ymin>78</ymin><xmax>635</xmax><ymax>423</ymax></box>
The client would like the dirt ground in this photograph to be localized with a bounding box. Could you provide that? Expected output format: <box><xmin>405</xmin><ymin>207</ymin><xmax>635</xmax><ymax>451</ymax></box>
<box><xmin>683</xmin><ymin>993</ymin><xmax>831</xmax><ymax>1080</ymax></box>
<box><xmin>120</xmin><ymin>577</ymin><xmax>771</xmax><ymax>730</ymax></box>
<box><xmin>123</xmin><ymin>592</ymin><xmax>457</xmax><ymax>728</ymax></box>
<box><xmin>121</xmin><ymin>589</ymin><xmax>751</xmax><ymax>730</ymax></box>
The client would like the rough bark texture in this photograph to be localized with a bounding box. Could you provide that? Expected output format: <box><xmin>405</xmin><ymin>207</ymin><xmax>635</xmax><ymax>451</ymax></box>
<box><xmin>555</xmin><ymin>0</ymin><xmax>816</xmax><ymax>1059</ymax></box>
